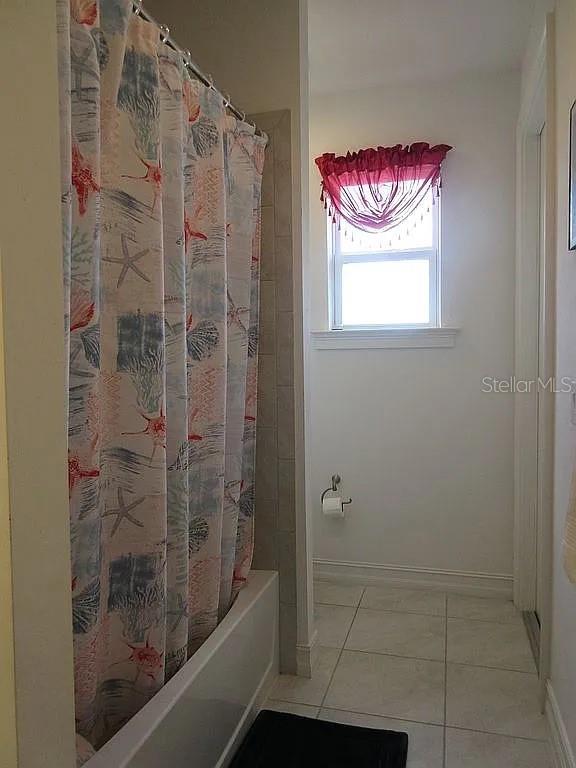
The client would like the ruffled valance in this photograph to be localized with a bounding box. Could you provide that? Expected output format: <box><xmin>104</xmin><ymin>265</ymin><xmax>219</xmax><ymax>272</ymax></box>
<box><xmin>315</xmin><ymin>142</ymin><xmax>452</xmax><ymax>234</ymax></box>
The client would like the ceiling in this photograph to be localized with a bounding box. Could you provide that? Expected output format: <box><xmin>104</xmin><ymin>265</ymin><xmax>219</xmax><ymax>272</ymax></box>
<box><xmin>308</xmin><ymin>0</ymin><xmax>536</xmax><ymax>93</ymax></box>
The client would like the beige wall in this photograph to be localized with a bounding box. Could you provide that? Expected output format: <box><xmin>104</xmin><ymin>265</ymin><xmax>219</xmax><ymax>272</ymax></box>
<box><xmin>0</xmin><ymin>1</ymin><xmax>76</xmax><ymax>766</ymax></box>
<box><xmin>146</xmin><ymin>0</ymin><xmax>300</xmax><ymax>116</ymax></box>
<box><xmin>0</xmin><ymin>255</ymin><xmax>17</xmax><ymax>768</ymax></box>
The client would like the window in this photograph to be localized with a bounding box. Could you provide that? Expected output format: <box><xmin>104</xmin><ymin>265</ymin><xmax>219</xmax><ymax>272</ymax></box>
<box><xmin>330</xmin><ymin>185</ymin><xmax>440</xmax><ymax>329</ymax></box>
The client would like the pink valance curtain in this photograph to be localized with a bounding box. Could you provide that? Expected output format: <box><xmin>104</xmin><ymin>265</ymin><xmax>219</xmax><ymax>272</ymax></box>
<box><xmin>315</xmin><ymin>142</ymin><xmax>452</xmax><ymax>234</ymax></box>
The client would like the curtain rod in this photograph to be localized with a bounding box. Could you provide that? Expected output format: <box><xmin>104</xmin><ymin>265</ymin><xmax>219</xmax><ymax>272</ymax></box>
<box><xmin>131</xmin><ymin>0</ymin><xmax>263</xmax><ymax>137</ymax></box>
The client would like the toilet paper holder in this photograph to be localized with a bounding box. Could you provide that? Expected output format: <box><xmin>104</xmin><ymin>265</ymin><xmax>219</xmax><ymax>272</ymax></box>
<box><xmin>321</xmin><ymin>474</ymin><xmax>352</xmax><ymax>511</ymax></box>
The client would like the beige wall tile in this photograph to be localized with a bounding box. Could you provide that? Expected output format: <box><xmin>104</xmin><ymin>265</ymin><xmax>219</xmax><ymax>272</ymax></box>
<box><xmin>257</xmin><ymin>354</ymin><xmax>277</xmax><ymax>428</ymax></box>
<box><xmin>256</xmin><ymin>426</ymin><xmax>278</xmax><ymax>501</ymax></box>
<box><xmin>252</xmin><ymin>499</ymin><xmax>278</xmax><ymax>570</ymax></box>
<box><xmin>277</xmin><ymin>386</ymin><xmax>295</xmax><ymax>459</ymax></box>
<box><xmin>276</xmin><ymin>311</ymin><xmax>294</xmax><ymax>387</ymax></box>
<box><xmin>249</xmin><ymin>111</ymin><xmax>284</xmax><ymax>135</ymax></box>
<box><xmin>260</xmin><ymin>205</ymin><xmax>275</xmax><ymax>280</ymax></box>
<box><xmin>261</xmin><ymin>148</ymin><xmax>275</xmax><ymax>206</ymax></box>
<box><xmin>252</xmin><ymin>109</ymin><xmax>296</xmax><ymax>674</ymax></box>
<box><xmin>274</xmin><ymin>111</ymin><xmax>292</xmax><ymax>170</ymax></box>
<box><xmin>273</xmin><ymin>115</ymin><xmax>292</xmax><ymax>236</ymax></box>
<box><xmin>279</xmin><ymin>602</ymin><xmax>298</xmax><ymax>674</ymax></box>
<box><xmin>259</xmin><ymin>321</ymin><xmax>276</xmax><ymax>356</ymax></box>
<box><xmin>274</xmin><ymin>174</ymin><xmax>292</xmax><ymax>236</ymax></box>
<box><xmin>278</xmin><ymin>531</ymin><xmax>297</xmax><ymax>604</ymax></box>
<box><xmin>275</xmin><ymin>237</ymin><xmax>293</xmax><ymax>311</ymax></box>
<box><xmin>260</xmin><ymin>279</ymin><xmax>276</xmax><ymax>324</ymax></box>
<box><xmin>278</xmin><ymin>459</ymin><xmax>296</xmax><ymax>532</ymax></box>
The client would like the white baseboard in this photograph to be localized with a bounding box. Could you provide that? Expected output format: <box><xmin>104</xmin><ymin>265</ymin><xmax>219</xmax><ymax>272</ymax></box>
<box><xmin>296</xmin><ymin>628</ymin><xmax>318</xmax><ymax>678</ymax></box>
<box><xmin>313</xmin><ymin>558</ymin><xmax>513</xmax><ymax>598</ymax></box>
<box><xmin>546</xmin><ymin>682</ymin><xmax>576</xmax><ymax>768</ymax></box>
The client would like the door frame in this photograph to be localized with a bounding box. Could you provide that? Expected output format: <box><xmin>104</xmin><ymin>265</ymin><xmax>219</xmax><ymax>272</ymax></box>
<box><xmin>514</xmin><ymin>15</ymin><xmax>556</xmax><ymax>703</ymax></box>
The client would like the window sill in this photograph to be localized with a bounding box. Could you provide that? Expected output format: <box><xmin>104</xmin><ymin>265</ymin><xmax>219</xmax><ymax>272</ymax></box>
<box><xmin>310</xmin><ymin>327</ymin><xmax>460</xmax><ymax>350</ymax></box>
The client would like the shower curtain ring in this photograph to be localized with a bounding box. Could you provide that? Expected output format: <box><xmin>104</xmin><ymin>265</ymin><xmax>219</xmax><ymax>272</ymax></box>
<box><xmin>207</xmin><ymin>74</ymin><xmax>215</xmax><ymax>90</ymax></box>
<box><xmin>240</xmin><ymin>111</ymin><xmax>246</xmax><ymax>122</ymax></box>
<box><xmin>159</xmin><ymin>24</ymin><xmax>170</xmax><ymax>43</ymax></box>
<box><xmin>133</xmin><ymin>0</ymin><xmax>143</xmax><ymax>15</ymax></box>
<box><xmin>222</xmin><ymin>92</ymin><xmax>231</xmax><ymax>108</ymax></box>
<box><xmin>183</xmin><ymin>49</ymin><xmax>192</xmax><ymax>66</ymax></box>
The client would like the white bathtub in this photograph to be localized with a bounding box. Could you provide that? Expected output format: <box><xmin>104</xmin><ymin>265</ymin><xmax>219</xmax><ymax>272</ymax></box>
<box><xmin>86</xmin><ymin>570</ymin><xmax>279</xmax><ymax>768</ymax></box>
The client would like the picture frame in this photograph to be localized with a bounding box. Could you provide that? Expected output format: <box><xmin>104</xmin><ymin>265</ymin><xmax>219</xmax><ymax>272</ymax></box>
<box><xmin>570</xmin><ymin>100</ymin><xmax>576</xmax><ymax>249</ymax></box>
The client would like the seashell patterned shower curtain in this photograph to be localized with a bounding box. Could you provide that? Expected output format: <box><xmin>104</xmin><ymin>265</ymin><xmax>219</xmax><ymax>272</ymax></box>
<box><xmin>58</xmin><ymin>0</ymin><xmax>266</xmax><ymax>753</ymax></box>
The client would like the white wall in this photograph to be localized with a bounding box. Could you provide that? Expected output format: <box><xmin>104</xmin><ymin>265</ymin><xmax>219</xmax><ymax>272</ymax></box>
<box><xmin>309</xmin><ymin>74</ymin><xmax>519</xmax><ymax>580</ymax></box>
<box><xmin>548</xmin><ymin>0</ymin><xmax>576</xmax><ymax>750</ymax></box>
<box><xmin>520</xmin><ymin>0</ymin><xmax>576</xmax><ymax>753</ymax></box>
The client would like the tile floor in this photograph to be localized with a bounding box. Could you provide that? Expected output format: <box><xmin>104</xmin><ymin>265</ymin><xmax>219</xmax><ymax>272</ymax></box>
<box><xmin>266</xmin><ymin>582</ymin><xmax>551</xmax><ymax>767</ymax></box>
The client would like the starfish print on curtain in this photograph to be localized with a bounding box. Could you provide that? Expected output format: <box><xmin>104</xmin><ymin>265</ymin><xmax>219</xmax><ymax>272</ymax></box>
<box><xmin>103</xmin><ymin>233</ymin><xmax>151</xmax><ymax>287</ymax></box>
<box><xmin>102</xmin><ymin>487</ymin><xmax>146</xmax><ymax>536</ymax></box>
<box><xmin>58</xmin><ymin>0</ymin><xmax>267</xmax><ymax>759</ymax></box>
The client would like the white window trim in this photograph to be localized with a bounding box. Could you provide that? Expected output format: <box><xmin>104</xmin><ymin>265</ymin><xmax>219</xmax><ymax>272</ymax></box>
<box><xmin>330</xmin><ymin>193</ymin><xmax>441</xmax><ymax>331</ymax></box>
<box><xmin>311</xmin><ymin>326</ymin><xmax>460</xmax><ymax>350</ymax></box>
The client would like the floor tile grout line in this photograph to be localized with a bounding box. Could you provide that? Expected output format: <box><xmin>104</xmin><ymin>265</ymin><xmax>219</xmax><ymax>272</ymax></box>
<box><xmin>317</xmin><ymin>601</ymin><xmax>522</xmax><ymax>625</ymax></box>
<box><xmin>441</xmin><ymin>723</ymin><xmax>550</xmax><ymax>744</ymax></box>
<box><xmin>291</xmin><ymin>700</ymin><xmax>550</xmax><ymax>743</ymax></box>
<box><xmin>446</xmin><ymin>660</ymin><xmax>539</xmax><ymax>676</ymax></box>
<box><xmin>313</xmin><ymin>701</ymin><xmax>444</xmax><ymax>728</ymax></box>
<box><xmin>317</xmin><ymin>599</ymin><xmax>445</xmax><ymax>615</ymax></box>
<box><xmin>267</xmin><ymin>699</ymin><xmax>320</xmax><ymax>711</ymax></box>
<box><xmin>318</xmin><ymin>587</ymin><xmax>366</xmax><ymax>712</ymax></box>
<box><xmin>317</xmin><ymin>644</ymin><xmax>536</xmax><ymax>675</ymax></box>
<box><xmin>349</xmin><ymin>606</ymin><xmax>447</xmax><ymax>618</ymax></box>
<box><xmin>266</xmin><ymin>701</ymin><xmax>549</xmax><ymax>745</ymax></box>
<box><xmin>318</xmin><ymin>584</ymin><xmax>516</xmax><ymax>600</ymax></box>
<box><xmin>337</xmin><ymin>647</ymin><xmax>445</xmax><ymax>663</ymax></box>
<box><xmin>317</xmin><ymin>705</ymin><xmax>443</xmax><ymax>729</ymax></box>
<box><xmin>445</xmin><ymin>615</ymin><xmax>525</xmax><ymax>625</ymax></box>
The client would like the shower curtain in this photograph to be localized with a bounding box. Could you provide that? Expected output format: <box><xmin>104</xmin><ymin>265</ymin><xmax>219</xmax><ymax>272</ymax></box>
<box><xmin>59</xmin><ymin>0</ymin><xmax>266</xmax><ymax>750</ymax></box>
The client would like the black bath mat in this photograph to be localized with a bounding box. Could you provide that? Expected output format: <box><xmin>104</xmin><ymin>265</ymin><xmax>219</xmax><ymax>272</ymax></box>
<box><xmin>229</xmin><ymin>710</ymin><xmax>408</xmax><ymax>767</ymax></box>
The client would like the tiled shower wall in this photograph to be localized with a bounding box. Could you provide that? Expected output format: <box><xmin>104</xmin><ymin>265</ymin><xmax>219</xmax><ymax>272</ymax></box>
<box><xmin>250</xmin><ymin>110</ymin><xmax>297</xmax><ymax>674</ymax></box>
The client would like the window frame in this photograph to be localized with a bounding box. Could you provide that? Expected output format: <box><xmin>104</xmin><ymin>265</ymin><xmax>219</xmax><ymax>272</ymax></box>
<box><xmin>330</xmin><ymin>193</ymin><xmax>441</xmax><ymax>331</ymax></box>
